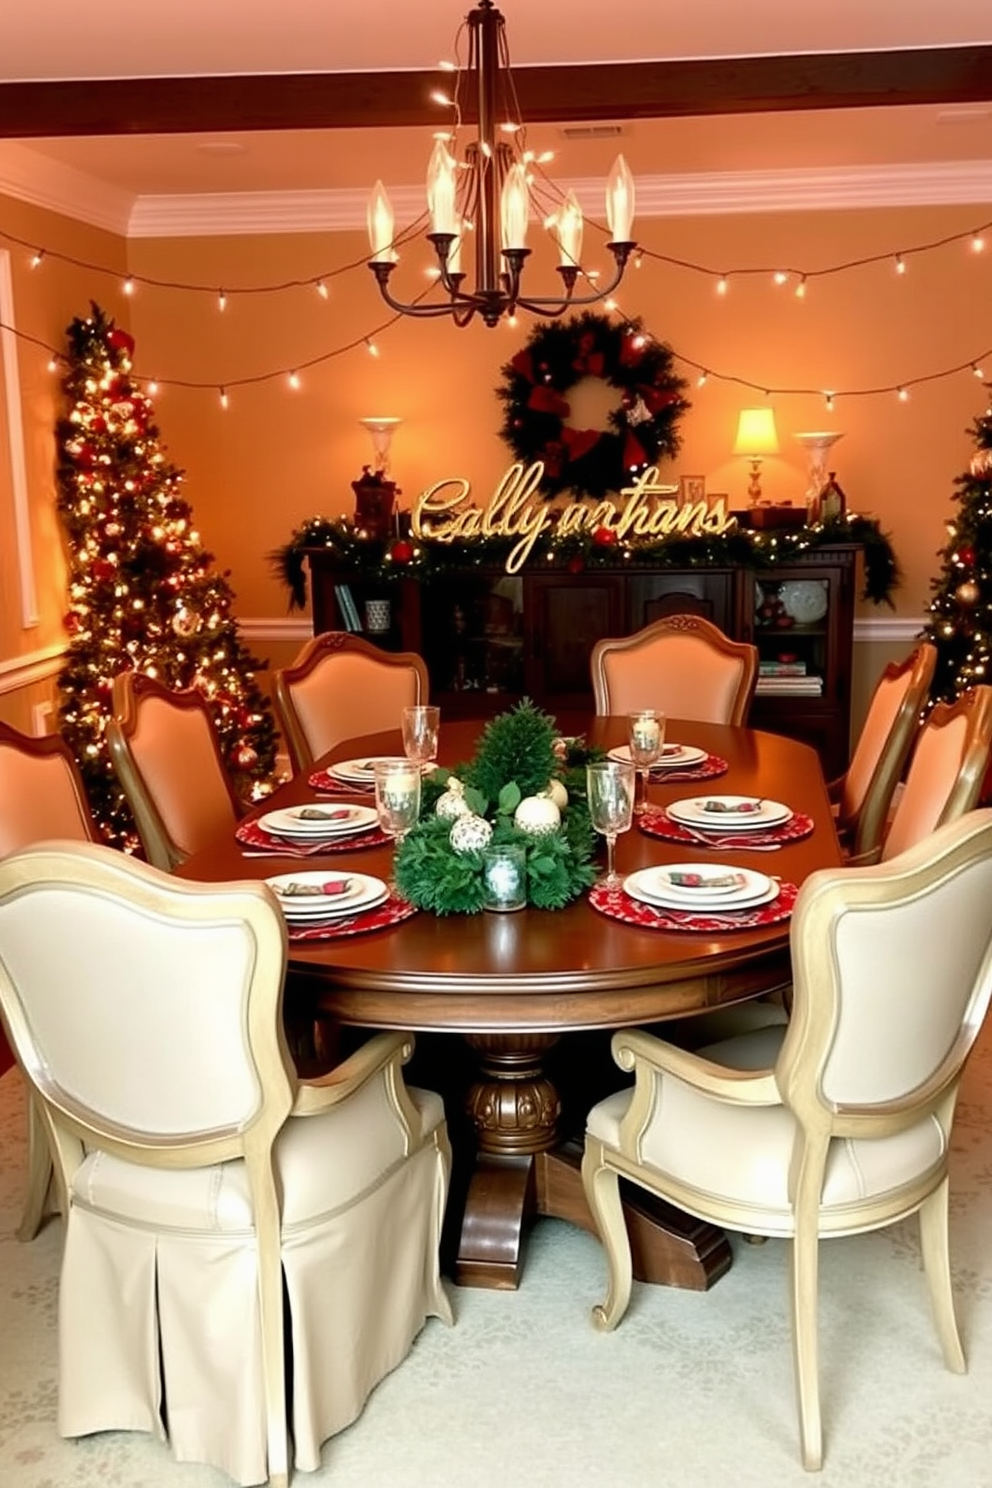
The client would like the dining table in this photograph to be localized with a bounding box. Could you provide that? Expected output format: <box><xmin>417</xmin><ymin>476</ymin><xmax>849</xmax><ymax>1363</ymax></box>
<box><xmin>177</xmin><ymin>712</ymin><xmax>842</xmax><ymax>1292</ymax></box>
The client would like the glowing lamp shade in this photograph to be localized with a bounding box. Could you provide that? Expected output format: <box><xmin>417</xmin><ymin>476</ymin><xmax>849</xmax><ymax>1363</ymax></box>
<box><xmin>733</xmin><ymin>407</ymin><xmax>779</xmax><ymax>503</ymax></box>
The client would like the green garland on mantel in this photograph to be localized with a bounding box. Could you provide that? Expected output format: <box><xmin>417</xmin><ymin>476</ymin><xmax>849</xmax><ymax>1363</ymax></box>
<box><xmin>273</xmin><ymin>510</ymin><xmax>901</xmax><ymax>612</ymax></box>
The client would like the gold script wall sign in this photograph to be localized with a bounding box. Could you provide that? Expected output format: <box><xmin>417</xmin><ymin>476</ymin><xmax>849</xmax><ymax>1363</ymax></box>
<box><xmin>412</xmin><ymin>462</ymin><xmax>737</xmax><ymax>574</ymax></box>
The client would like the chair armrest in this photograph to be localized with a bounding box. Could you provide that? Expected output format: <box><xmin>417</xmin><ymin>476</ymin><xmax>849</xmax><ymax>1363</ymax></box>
<box><xmin>611</xmin><ymin>1027</ymin><xmax>781</xmax><ymax>1106</ymax></box>
<box><xmin>291</xmin><ymin>1031</ymin><xmax>415</xmax><ymax>1117</ymax></box>
<box><xmin>826</xmin><ymin>772</ymin><xmax>844</xmax><ymax>804</ymax></box>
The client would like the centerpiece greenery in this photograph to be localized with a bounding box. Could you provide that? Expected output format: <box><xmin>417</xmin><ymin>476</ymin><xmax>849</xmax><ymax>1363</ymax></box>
<box><xmin>394</xmin><ymin>701</ymin><xmax>600</xmax><ymax>914</ymax></box>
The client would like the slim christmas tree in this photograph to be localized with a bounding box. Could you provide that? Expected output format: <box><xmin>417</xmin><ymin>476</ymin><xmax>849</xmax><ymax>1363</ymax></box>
<box><xmin>55</xmin><ymin>302</ymin><xmax>278</xmax><ymax>846</ymax></box>
<box><xmin>921</xmin><ymin>401</ymin><xmax>992</xmax><ymax>704</ymax></box>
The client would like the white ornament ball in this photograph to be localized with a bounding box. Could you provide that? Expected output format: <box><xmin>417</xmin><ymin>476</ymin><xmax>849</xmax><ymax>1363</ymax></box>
<box><xmin>436</xmin><ymin>788</ymin><xmax>470</xmax><ymax>821</ymax></box>
<box><xmin>542</xmin><ymin>778</ymin><xmax>568</xmax><ymax>811</ymax></box>
<box><xmin>514</xmin><ymin>794</ymin><xmax>562</xmax><ymax>835</ymax></box>
<box><xmin>449</xmin><ymin>813</ymin><xmax>493</xmax><ymax>854</ymax></box>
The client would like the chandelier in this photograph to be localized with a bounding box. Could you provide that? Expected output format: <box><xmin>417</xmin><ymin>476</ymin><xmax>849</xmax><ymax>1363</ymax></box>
<box><xmin>366</xmin><ymin>0</ymin><xmax>636</xmax><ymax>329</ymax></box>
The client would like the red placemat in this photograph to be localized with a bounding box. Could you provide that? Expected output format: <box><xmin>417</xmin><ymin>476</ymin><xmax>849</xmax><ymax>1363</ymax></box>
<box><xmin>308</xmin><ymin>768</ymin><xmax>375</xmax><ymax>796</ymax></box>
<box><xmin>236</xmin><ymin>819</ymin><xmax>390</xmax><ymax>857</ymax></box>
<box><xmin>589</xmin><ymin>880</ymin><xmax>799</xmax><ymax>931</ymax></box>
<box><xmin>638</xmin><ymin>806</ymin><xmax>814</xmax><ymax>849</ymax></box>
<box><xmin>649</xmin><ymin>753</ymin><xmax>728</xmax><ymax>784</ymax></box>
<box><xmin>287</xmin><ymin>895</ymin><xmax>418</xmax><ymax>941</ymax></box>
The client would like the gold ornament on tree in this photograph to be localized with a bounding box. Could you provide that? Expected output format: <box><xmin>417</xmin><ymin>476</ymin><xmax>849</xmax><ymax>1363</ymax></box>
<box><xmin>970</xmin><ymin>449</ymin><xmax>992</xmax><ymax>478</ymax></box>
<box><xmin>956</xmin><ymin>580</ymin><xmax>980</xmax><ymax>607</ymax></box>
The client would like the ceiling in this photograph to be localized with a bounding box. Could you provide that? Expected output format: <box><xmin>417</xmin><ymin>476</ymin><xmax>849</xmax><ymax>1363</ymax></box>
<box><xmin>1</xmin><ymin>0</ymin><xmax>991</xmax><ymax>211</ymax></box>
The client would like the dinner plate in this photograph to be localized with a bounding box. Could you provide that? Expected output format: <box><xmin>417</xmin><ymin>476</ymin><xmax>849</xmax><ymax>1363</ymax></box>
<box><xmin>259</xmin><ymin>804</ymin><xmax>379</xmax><ymax>839</ymax></box>
<box><xmin>608</xmin><ymin>743</ymin><xmax>707</xmax><ymax>769</ymax></box>
<box><xmin>329</xmin><ymin>756</ymin><xmax>409</xmax><ymax>784</ymax></box>
<box><xmin>666</xmin><ymin>794</ymin><xmax>793</xmax><ymax>831</ymax></box>
<box><xmin>624</xmin><ymin>864</ymin><xmax>778</xmax><ymax>913</ymax></box>
<box><xmin>264</xmin><ymin>871</ymin><xmax>389</xmax><ymax>919</ymax></box>
<box><xmin>638</xmin><ymin>863</ymin><xmax>752</xmax><ymax>899</ymax></box>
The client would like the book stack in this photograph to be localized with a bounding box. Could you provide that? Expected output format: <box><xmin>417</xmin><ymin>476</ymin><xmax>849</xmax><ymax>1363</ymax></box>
<box><xmin>756</xmin><ymin>659</ymin><xmax>823</xmax><ymax>697</ymax></box>
<box><xmin>334</xmin><ymin>584</ymin><xmax>362</xmax><ymax>632</ymax></box>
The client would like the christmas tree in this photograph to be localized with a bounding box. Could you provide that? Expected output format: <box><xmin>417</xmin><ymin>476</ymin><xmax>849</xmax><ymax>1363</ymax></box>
<box><xmin>55</xmin><ymin>302</ymin><xmax>279</xmax><ymax>847</ymax></box>
<box><xmin>922</xmin><ymin>399</ymin><xmax>992</xmax><ymax>704</ymax></box>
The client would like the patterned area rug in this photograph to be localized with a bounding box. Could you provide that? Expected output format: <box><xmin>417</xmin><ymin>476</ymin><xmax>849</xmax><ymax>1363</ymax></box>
<box><xmin>2</xmin><ymin>1028</ymin><xmax>992</xmax><ymax>1488</ymax></box>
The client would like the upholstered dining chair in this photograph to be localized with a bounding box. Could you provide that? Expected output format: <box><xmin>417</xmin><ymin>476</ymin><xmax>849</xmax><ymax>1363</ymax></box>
<box><xmin>0</xmin><ymin>840</ymin><xmax>452</xmax><ymax>1488</ymax></box>
<box><xmin>831</xmin><ymin>640</ymin><xmax>937</xmax><ymax>861</ymax></box>
<box><xmin>107</xmin><ymin>670</ymin><xmax>245</xmax><ymax>870</ymax></box>
<box><xmin>0</xmin><ymin>722</ymin><xmax>100</xmax><ymax>1243</ymax></box>
<box><xmin>877</xmin><ymin>683</ymin><xmax>992</xmax><ymax>863</ymax></box>
<box><xmin>273</xmin><ymin>631</ymin><xmax>430</xmax><ymax>775</ymax></box>
<box><xmin>590</xmin><ymin>614</ymin><xmax>758</xmax><ymax>725</ymax></box>
<box><xmin>581</xmin><ymin>809</ymin><xmax>992</xmax><ymax>1472</ymax></box>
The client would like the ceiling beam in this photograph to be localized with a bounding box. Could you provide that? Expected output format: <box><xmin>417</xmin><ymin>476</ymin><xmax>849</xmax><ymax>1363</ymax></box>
<box><xmin>1</xmin><ymin>46</ymin><xmax>990</xmax><ymax>138</ymax></box>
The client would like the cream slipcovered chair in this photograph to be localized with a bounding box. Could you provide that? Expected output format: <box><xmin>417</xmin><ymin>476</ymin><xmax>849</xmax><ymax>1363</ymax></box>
<box><xmin>273</xmin><ymin>631</ymin><xmax>429</xmax><ymax>775</ymax></box>
<box><xmin>107</xmin><ymin>670</ymin><xmax>245</xmax><ymax>870</ymax></box>
<box><xmin>582</xmin><ymin>809</ymin><xmax>992</xmax><ymax>1471</ymax></box>
<box><xmin>876</xmin><ymin>685</ymin><xmax>992</xmax><ymax>863</ymax></box>
<box><xmin>0</xmin><ymin>723</ymin><xmax>101</xmax><ymax>1242</ymax></box>
<box><xmin>590</xmin><ymin>614</ymin><xmax>758</xmax><ymax>725</ymax></box>
<box><xmin>831</xmin><ymin>641</ymin><xmax>937</xmax><ymax>861</ymax></box>
<box><xmin>0</xmin><ymin>841</ymin><xmax>452</xmax><ymax>1487</ymax></box>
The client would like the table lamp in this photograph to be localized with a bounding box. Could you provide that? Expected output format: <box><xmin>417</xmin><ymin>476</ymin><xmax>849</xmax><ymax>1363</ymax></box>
<box><xmin>733</xmin><ymin>407</ymin><xmax>780</xmax><ymax>503</ymax></box>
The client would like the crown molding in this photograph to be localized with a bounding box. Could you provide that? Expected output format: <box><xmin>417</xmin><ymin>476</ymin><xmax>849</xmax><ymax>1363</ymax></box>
<box><xmin>1</xmin><ymin>145</ymin><xmax>989</xmax><ymax>239</ymax></box>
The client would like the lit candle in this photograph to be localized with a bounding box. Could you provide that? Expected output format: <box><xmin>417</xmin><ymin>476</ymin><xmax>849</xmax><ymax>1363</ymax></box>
<box><xmin>367</xmin><ymin>181</ymin><xmax>397</xmax><ymax>262</ymax></box>
<box><xmin>632</xmin><ymin>715</ymin><xmax>661</xmax><ymax>752</ymax></box>
<box><xmin>500</xmin><ymin>164</ymin><xmax>530</xmax><ymax>251</ymax></box>
<box><xmin>555</xmin><ymin>191</ymin><xmax>583</xmax><ymax>268</ymax></box>
<box><xmin>427</xmin><ymin>140</ymin><xmax>458</xmax><ymax>236</ymax></box>
<box><xmin>483</xmin><ymin>845</ymin><xmax>527</xmax><ymax>911</ymax></box>
<box><xmin>606</xmin><ymin>154</ymin><xmax>635</xmax><ymax>243</ymax></box>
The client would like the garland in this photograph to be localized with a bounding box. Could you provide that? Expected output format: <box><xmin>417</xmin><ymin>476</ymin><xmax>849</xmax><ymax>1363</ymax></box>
<box><xmin>273</xmin><ymin>511</ymin><xmax>901</xmax><ymax>611</ymax></box>
<box><xmin>495</xmin><ymin>311</ymin><xmax>691</xmax><ymax>500</ymax></box>
<box><xmin>393</xmin><ymin>702</ymin><xmax>600</xmax><ymax>914</ymax></box>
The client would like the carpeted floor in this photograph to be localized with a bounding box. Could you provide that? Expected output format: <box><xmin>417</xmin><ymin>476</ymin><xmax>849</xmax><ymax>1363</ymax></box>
<box><xmin>2</xmin><ymin>1031</ymin><xmax>992</xmax><ymax>1488</ymax></box>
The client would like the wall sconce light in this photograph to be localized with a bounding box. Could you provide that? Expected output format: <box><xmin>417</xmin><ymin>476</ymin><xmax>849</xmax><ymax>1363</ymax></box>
<box><xmin>733</xmin><ymin>407</ymin><xmax>779</xmax><ymax>503</ymax></box>
<box><xmin>359</xmin><ymin>416</ymin><xmax>402</xmax><ymax>476</ymax></box>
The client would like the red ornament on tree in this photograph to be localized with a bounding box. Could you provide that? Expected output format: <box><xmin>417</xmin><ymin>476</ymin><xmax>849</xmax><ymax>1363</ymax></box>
<box><xmin>592</xmin><ymin>526</ymin><xmax>618</xmax><ymax>547</ymax></box>
<box><xmin>107</xmin><ymin>327</ymin><xmax>136</xmax><ymax>357</ymax></box>
<box><xmin>958</xmin><ymin>545</ymin><xmax>976</xmax><ymax>567</ymax></box>
<box><xmin>567</xmin><ymin>554</ymin><xmax>585</xmax><ymax>574</ymax></box>
<box><xmin>231</xmin><ymin>741</ymin><xmax>259</xmax><ymax>771</ymax></box>
<box><xmin>390</xmin><ymin>539</ymin><xmax>414</xmax><ymax>565</ymax></box>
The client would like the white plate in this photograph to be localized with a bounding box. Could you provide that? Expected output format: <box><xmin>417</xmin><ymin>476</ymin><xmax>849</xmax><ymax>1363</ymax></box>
<box><xmin>641</xmin><ymin>863</ymin><xmax>753</xmax><ymax>899</ymax></box>
<box><xmin>624</xmin><ymin>865</ymin><xmax>778</xmax><ymax>913</ymax></box>
<box><xmin>259</xmin><ymin>805</ymin><xmax>379</xmax><ymax>839</ymax></box>
<box><xmin>264</xmin><ymin>871</ymin><xmax>388</xmax><ymax>919</ymax></box>
<box><xmin>329</xmin><ymin>756</ymin><xmax>409</xmax><ymax>784</ymax></box>
<box><xmin>666</xmin><ymin>795</ymin><xmax>793</xmax><ymax>831</ymax></box>
<box><xmin>609</xmin><ymin>743</ymin><xmax>707</xmax><ymax>769</ymax></box>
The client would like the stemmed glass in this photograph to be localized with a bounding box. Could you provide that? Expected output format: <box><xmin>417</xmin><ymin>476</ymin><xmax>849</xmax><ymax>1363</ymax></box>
<box><xmin>627</xmin><ymin>709</ymin><xmax>666</xmax><ymax>816</ymax></box>
<box><xmin>402</xmin><ymin>705</ymin><xmax>440</xmax><ymax>770</ymax></box>
<box><xmin>374</xmin><ymin>760</ymin><xmax>422</xmax><ymax>888</ymax></box>
<box><xmin>586</xmin><ymin>759</ymin><xmax>636</xmax><ymax>890</ymax></box>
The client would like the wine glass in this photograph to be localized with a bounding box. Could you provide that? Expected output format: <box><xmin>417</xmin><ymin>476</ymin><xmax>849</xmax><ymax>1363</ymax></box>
<box><xmin>374</xmin><ymin>760</ymin><xmax>422</xmax><ymax>887</ymax></box>
<box><xmin>586</xmin><ymin>759</ymin><xmax>635</xmax><ymax>890</ymax></box>
<box><xmin>627</xmin><ymin>709</ymin><xmax>666</xmax><ymax>816</ymax></box>
<box><xmin>402</xmin><ymin>705</ymin><xmax>440</xmax><ymax>770</ymax></box>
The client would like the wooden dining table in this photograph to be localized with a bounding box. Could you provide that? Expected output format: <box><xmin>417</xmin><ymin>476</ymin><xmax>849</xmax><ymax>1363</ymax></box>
<box><xmin>178</xmin><ymin>713</ymin><xmax>842</xmax><ymax>1292</ymax></box>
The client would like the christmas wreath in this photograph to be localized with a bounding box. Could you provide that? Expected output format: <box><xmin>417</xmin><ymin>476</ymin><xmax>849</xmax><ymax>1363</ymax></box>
<box><xmin>393</xmin><ymin>701</ymin><xmax>600</xmax><ymax>914</ymax></box>
<box><xmin>496</xmin><ymin>310</ymin><xmax>690</xmax><ymax>500</ymax></box>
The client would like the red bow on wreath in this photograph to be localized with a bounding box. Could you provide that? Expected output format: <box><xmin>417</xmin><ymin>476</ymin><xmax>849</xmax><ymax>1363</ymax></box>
<box><xmin>528</xmin><ymin>385</ymin><xmax>571</xmax><ymax>418</ymax></box>
<box><xmin>541</xmin><ymin>427</ymin><xmax>601</xmax><ymax>475</ymax></box>
<box><xmin>571</xmin><ymin>333</ymin><xmax>605</xmax><ymax>378</ymax></box>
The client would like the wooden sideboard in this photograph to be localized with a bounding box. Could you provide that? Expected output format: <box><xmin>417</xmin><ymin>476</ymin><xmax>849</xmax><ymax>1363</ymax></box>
<box><xmin>306</xmin><ymin>544</ymin><xmax>859</xmax><ymax>777</ymax></box>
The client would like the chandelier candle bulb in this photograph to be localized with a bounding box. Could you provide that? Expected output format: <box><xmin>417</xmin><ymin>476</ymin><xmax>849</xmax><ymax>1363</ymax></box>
<box><xmin>427</xmin><ymin>140</ymin><xmax>459</xmax><ymax>236</ymax></box>
<box><xmin>501</xmin><ymin>165</ymin><xmax>530</xmax><ymax>251</ymax></box>
<box><xmin>606</xmin><ymin>155</ymin><xmax>635</xmax><ymax>243</ymax></box>
<box><xmin>368</xmin><ymin>182</ymin><xmax>397</xmax><ymax>262</ymax></box>
<box><xmin>556</xmin><ymin>192</ymin><xmax>584</xmax><ymax>267</ymax></box>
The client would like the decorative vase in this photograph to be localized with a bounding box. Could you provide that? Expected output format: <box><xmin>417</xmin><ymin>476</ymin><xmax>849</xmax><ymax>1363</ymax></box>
<box><xmin>352</xmin><ymin>472</ymin><xmax>397</xmax><ymax>539</ymax></box>
<box><xmin>794</xmin><ymin>431</ymin><xmax>844</xmax><ymax>523</ymax></box>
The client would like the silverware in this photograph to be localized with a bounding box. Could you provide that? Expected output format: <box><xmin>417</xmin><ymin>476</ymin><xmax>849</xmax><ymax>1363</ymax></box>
<box><xmin>667</xmin><ymin>820</ymin><xmax>782</xmax><ymax>852</ymax></box>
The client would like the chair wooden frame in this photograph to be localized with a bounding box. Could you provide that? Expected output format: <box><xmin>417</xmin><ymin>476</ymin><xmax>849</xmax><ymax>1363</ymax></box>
<box><xmin>582</xmin><ymin>810</ymin><xmax>992</xmax><ymax>1471</ymax></box>
<box><xmin>0</xmin><ymin>721</ymin><xmax>100</xmax><ymax>1244</ymax></box>
<box><xmin>107</xmin><ymin>671</ymin><xmax>244</xmax><ymax>871</ymax></box>
<box><xmin>273</xmin><ymin>630</ymin><xmax>429</xmax><ymax>775</ymax></box>
<box><xmin>832</xmin><ymin>641</ymin><xmax>937</xmax><ymax>861</ymax></box>
<box><xmin>0</xmin><ymin>841</ymin><xmax>452</xmax><ymax>1487</ymax></box>
<box><xmin>590</xmin><ymin>614</ymin><xmax>758</xmax><ymax>725</ymax></box>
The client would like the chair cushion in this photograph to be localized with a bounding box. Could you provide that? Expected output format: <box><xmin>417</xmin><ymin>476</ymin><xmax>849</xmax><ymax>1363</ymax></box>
<box><xmin>73</xmin><ymin>1086</ymin><xmax>445</xmax><ymax>1233</ymax></box>
<box><xmin>587</xmin><ymin>1029</ymin><xmax>945</xmax><ymax>1224</ymax></box>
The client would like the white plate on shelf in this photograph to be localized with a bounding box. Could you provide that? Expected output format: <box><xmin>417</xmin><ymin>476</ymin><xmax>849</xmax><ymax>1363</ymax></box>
<box><xmin>328</xmin><ymin>756</ymin><xmax>409</xmax><ymax>785</ymax></box>
<box><xmin>264</xmin><ymin>871</ymin><xmax>388</xmax><ymax>919</ymax></box>
<box><xmin>259</xmin><ymin>805</ymin><xmax>379</xmax><ymax>839</ymax></box>
<box><xmin>609</xmin><ymin>743</ymin><xmax>707</xmax><ymax>769</ymax></box>
<box><xmin>666</xmin><ymin>795</ymin><xmax>793</xmax><ymax>831</ymax></box>
<box><xmin>624</xmin><ymin>865</ymin><xmax>778</xmax><ymax>913</ymax></box>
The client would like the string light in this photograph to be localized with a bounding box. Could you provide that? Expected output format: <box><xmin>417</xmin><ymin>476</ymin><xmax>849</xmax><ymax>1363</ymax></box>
<box><xmin>219</xmin><ymin>387</ymin><xmax>229</xmax><ymax>409</ymax></box>
<box><xmin>715</xmin><ymin>276</ymin><xmax>729</xmax><ymax>296</ymax></box>
<box><xmin>696</xmin><ymin>371</ymin><xmax>709</xmax><ymax>387</ymax></box>
<box><xmin>365</xmin><ymin>338</ymin><xmax>380</xmax><ymax>358</ymax></box>
<box><xmin>30</xmin><ymin>249</ymin><xmax>44</xmax><ymax>269</ymax></box>
<box><xmin>973</xmin><ymin>233</ymin><xmax>986</xmax><ymax>253</ymax></box>
<box><xmin>825</xmin><ymin>393</ymin><xmax>836</xmax><ymax>411</ymax></box>
<box><xmin>122</xmin><ymin>278</ymin><xmax>135</xmax><ymax>296</ymax></box>
<box><xmin>895</xmin><ymin>255</ymin><xmax>906</xmax><ymax>275</ymax></box>
<box><xmin>773</xmin><ymin>271</ymin><xmax>788</xmax><ymax>286</ymax></box>
<box><xmin>218</xmin><ymin>290</ymin><xmax>227</xmax><ymax>312</ymax></box>
<box><xmin>795</xmin><ymin>276</ymin><xmax>807</xmax><ymax>299</ymax></box>
<box><xmin>898</xmin><ymin>386</ymin><xmax>909</xmax><ymax>401</ymax></box>
<box><xmin>287</xmin><ymin>370</ymin><xmax>301</xmax><ymax>390</ymax></box>
<box><xmin>315</xmin><ymin>280</ymin><xmax>329</xmax><ymax>299</ymax></box>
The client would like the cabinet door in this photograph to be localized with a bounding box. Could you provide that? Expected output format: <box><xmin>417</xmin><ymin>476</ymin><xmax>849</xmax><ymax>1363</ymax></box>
<box><xmin>523</xmin><ymin>574</ymin><xmax>625</xmax><ymax>709</ymax></box>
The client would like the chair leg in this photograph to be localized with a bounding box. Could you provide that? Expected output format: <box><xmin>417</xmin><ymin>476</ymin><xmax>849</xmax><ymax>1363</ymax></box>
<box><xmin>789</xmin><ymin>1222</ymin><xmax>823</xmax><ymax>1472</ymax></box>
<box><xmin>581</xmin><ymin>1139</ymin><xmax>633</xmax><ymax>1331</ymax></box>
<box><xmin>918</xmin><ymin>1178</ymin><xmax>966</xmax><ymax>1374</ymax></box>
<box><xmin>17</xmin><ymin>1094</ymin><xmax>54</xmax><ymax>1243</ymax></box>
